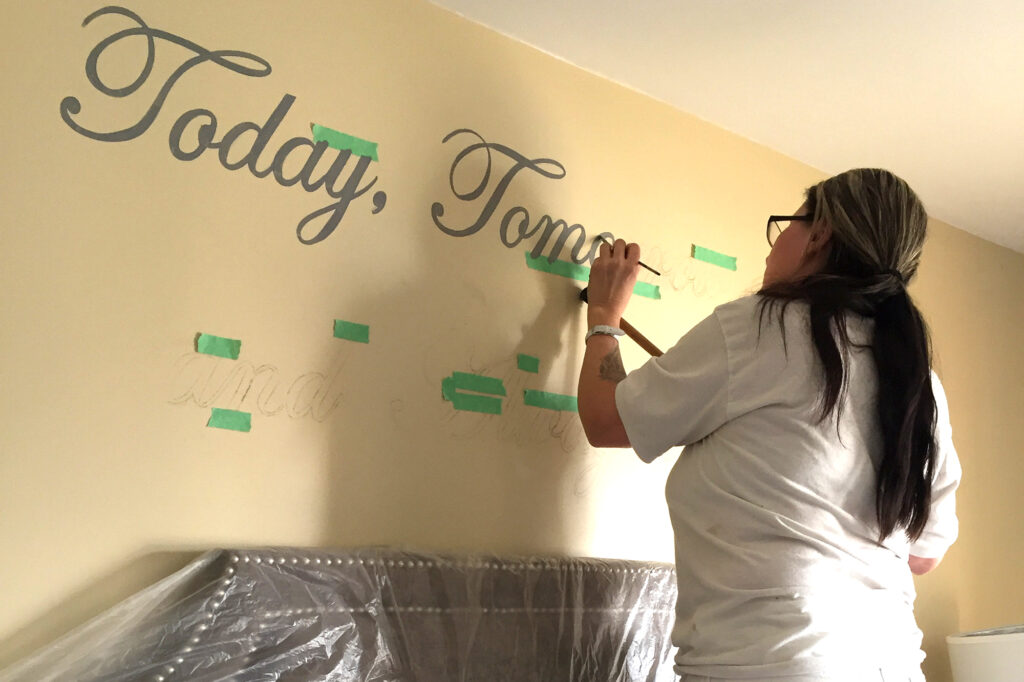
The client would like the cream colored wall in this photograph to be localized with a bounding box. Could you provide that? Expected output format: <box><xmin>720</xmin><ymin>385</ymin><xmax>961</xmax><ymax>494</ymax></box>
<box><xmin>0</xmin><ymin>2</ymin><xmax>1020</xmax><ymax>679</ymax></box>
<box><xmin>910</xmin><ymin>224</ymin><xmax>1024</xmax><ymax>681</ymax></box>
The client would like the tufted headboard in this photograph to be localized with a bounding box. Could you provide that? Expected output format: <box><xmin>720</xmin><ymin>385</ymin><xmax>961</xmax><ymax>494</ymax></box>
<box><xmin>0</xmin><ymin>548</ymin><xmax>678</xmax><ymax>681</ymax></box>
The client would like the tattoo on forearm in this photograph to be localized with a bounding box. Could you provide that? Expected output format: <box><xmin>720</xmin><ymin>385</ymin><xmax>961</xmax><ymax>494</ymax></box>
<box><xmin>598</xmin><ymin>347</ymin><xmax>627</xmax><ymax>382</ymax></box>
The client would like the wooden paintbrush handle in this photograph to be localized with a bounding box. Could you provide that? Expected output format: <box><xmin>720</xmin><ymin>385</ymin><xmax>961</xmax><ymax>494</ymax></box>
<box><xmin>579</xmin><ymin>287</ymin><xmax>663</xmax><ymax>357</ymax></box>
<box><xmin>619</xmin><ymin>317</ymin><xmax>663</xmax><ymax>357</ymax></box>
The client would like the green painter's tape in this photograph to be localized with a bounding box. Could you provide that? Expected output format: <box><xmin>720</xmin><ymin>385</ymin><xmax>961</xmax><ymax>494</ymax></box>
<box><xmin>517</xmin><ymin>354</ymin><xmax>540</xmax><ymax>373</ymax></box>
<box><xmin>523</xmin><ymin>390</ymin><xmax>578</xmax><ymax>412</ymax></box>
<box><xmin>449</xmin><ymin>372</ymin><xmax>506</xmax><ymax>396</ymax></box>
<box><xmin>196</xmin><ymin>333</ymin><xmax>241</xmax><ymax>359</ymax></box>
<box><xmin>524</xmin><ymin>252</ymin><xmax>590</xmax><ymax>282</ymax></box>
<box><xmin>632</xmin><ymin>281</ymin><xmax>660</xmax><ymax>299</ymax></box>
<box><xmin>441</xmin><ymin>376</ymin><xmax>456</xmax><ymax>402</ymax></box>
<box><xmin>207</xmin><ymin>408</ymin><xmax>251</xmax><ymax>432</ymax></box>
<box><xmin>632</xmin><ymin>281</ymin><xmax>661</xmax><ymax>299</ymax></box>
<box><xmin>691</xmin><ymin>244</ymin><xmax>737</xmax><ymax>271</ymax></box>
<box><xmin>311</xmin><ymin>124</ymin><xmax>379</xmax><ymax>161</ymax></box>
<box><xmin>524</xmin><ymin>252</ymin><xmax>661</xmax><ymax>300</ymax></box>
<box><xmin>451</xmin><ymin>391</ymin><xmax>503</xmax><ymax>415</ymax></box>
<box><xmin>334</xmin><ymin>319</ymin><xmax>370</xmax><ymax>343</ymax></box>
<box><xmin>442</xmin><ymin>372</ymin><xmax>507</xmax><ymax>415</ymax></box>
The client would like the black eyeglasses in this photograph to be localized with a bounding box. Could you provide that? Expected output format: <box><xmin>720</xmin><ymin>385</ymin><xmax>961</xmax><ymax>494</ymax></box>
<box><xmin>766</xmin><ymin>214</ymin><xmax>814</xmax><ymax>247</ymax></box>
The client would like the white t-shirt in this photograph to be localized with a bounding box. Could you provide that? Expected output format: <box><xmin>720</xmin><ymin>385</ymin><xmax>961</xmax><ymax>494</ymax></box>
<box><xmin>615</xmin><ymin>295</ymin><xmax>961</xmax><ymax>681</ymax></box>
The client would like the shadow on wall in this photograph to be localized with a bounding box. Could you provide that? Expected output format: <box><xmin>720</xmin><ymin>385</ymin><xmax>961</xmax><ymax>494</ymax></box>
<box><xmin>309</xmin><ymin>11</ymin><xmax>602</xmax><ymax>553</ymax></box>
<box><xmin>0</xmin><ymin>550</ymin><xmax>201</xmax><ymax>670</ymax></box>
<box><xmin>318</xmin><ymin>121</ymin><xmax>590</xmax><ymax>556</ymax></box>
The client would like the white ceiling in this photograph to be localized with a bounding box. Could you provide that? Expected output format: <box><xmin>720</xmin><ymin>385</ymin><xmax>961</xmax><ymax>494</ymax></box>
<box><xmin>430</xmin><ymin>0</ymin><xmax>1024</xmax><ymax>254</ymax></box>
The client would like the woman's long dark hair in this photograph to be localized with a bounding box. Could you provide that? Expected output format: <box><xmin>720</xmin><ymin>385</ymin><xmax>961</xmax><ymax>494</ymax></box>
<box><xmin>758</xmin><ymin>169</ymin><xmax>937</xmax><ymax>543</ymax></box>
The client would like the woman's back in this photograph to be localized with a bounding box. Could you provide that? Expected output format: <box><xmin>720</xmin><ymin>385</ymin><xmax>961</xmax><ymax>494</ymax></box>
<box><xmin>616</xmin><ymin>295</ymin><xmax>960</xmax><ymax>680</ymax></box>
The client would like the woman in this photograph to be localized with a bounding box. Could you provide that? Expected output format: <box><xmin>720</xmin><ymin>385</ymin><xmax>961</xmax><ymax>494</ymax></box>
<box><xmin>577</xmin><ymin>169</ymin><xmax>961</xmax><ymax>682</ymax></box>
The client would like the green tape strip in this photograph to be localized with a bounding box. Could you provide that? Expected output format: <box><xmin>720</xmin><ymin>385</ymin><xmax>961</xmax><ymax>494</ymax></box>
<box><xmin>524</xmin><ymin>252</ymin><xmax>661</xmax><ymax>300</ymax></box>
<box><xmin>451</xmin><ymin>391</ymin><xmax>503</xmax><ymax>415</ymax></box>
<box><xmin>632</xmin><ymin>281</ymin><xmax>661</xmax><ymax>299</ymax></box>
<box><xmin>691</xmin><ymin>244</ymin><xmax>737</xmax><ymax>271</ymax></box>
<box><xmin>524</xmin><ymin>252</ymin><xmax>590</xmax><ymax>282</ymax></box>
<box><xmin>441</xmin><ymin>377</ymin><xmax>456</xmax><ymax>402</ymax></box>
<box><xmin>448</xmin><ymin>371</ymin><xmax>507</xmax><ymax>396</ymax></box>
<box><xmin>207</xmin><ymin>408</ymin><xmax>251</xmax><ymax>432</ymax></box>
<box><xmin>196</xmin><ymin>333</ymin><xmax>241</xmax><ymax>359</ymax></box>
<box><xmin>442</xmin><ymin>372</ymin><xmax>507</xmax><ymax>415</ymax></box>
<box><xmin>334</xmin><ymin>319</ymin><xmax>370</xmax><ymax>343</ymax></box>
<box><xmin>517</xmin><ymin>354</ymin><xmax>540</xmax><ymax>373</ymax></box>
<box><xmin>523</xmin><ymin>389</ymin><xmax>578</xmax><ymax>412</ymax></box>
<box><xmin>311</xmin><ymin>124</ymin><xmax>379</xmax><ymax>161</ymax></box>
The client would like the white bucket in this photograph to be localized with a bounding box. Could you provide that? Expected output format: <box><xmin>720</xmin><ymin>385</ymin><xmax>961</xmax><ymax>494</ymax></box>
<box><xmin>946</xmin><ymin>624</ymin><xmax>1024</xmax><ymax>682</ymax></box>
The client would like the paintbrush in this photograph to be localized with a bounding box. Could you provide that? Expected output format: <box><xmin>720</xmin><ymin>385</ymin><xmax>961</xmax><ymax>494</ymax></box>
<box><xmin>596</xmin><ymin>236</ymin><xmax>660</xmax><ymax>276</ymax></box>
<box><xmin>578</xmin><ymin>288</ymin><xmax>663</xmax><ymax>357</ymax></box>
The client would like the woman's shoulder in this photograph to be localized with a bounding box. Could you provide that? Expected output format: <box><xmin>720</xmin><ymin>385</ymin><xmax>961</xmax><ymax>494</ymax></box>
<box><xmin>713</xmin><ymin>293</ymin><xmax>809</xmax><ymax>332</ymax></box>
<box><xmin>715</xmin><ymin>293</ymin><xmax>876</xmax><ymax>359</ymax></box>
<box><xmin>709</xmin><ymin>294</ymin><xmax>824</xmax><ymax>370</ymax></box>
<box><xmin>714</xmin><ymin>292</ymin><xmax>810</xmax><ymax>313</ymax></box>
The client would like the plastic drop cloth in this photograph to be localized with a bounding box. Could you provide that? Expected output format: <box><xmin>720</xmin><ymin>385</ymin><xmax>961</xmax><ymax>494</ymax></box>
<box><xmin>0</xmin><ymin>548</ymin><xmax>677</xmax><ymax>681</ymax></box>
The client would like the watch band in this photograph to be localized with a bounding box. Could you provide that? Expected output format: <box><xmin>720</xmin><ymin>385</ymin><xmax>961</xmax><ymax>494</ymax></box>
<box><xmin>585</xmin><ymin>325</ymin><xmax>625</xmax><ymax>342</ymax></box>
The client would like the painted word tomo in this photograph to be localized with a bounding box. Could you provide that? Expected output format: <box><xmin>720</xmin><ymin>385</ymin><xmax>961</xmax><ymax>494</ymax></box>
<box><xmin>431</xmin><ymin>129</ymin><xmax>612</xmax><ymax>266</ymax></box>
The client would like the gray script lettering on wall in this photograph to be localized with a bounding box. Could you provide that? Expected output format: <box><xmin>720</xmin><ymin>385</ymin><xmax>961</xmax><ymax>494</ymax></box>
<box><xmin>431</xmin><ymin>129</ymin><xmax>613</xmax><ymax>264</ymax></box>
<box><xmin>60</xmin><ymin>6</ymin><xmax>386</xmax><ymax>245</ymax></box>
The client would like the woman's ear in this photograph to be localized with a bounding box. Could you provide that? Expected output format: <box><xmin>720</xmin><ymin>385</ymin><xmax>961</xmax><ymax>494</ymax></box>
<box><xmin>804</xmin><ymin>223</ymin><xmax>833</xmax><ymax>257</ymax></box>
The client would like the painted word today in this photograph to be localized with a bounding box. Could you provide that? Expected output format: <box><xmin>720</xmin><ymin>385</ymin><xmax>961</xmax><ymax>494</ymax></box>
<box><xmin>60</xmin><ymin>5</ymin><xmax>386</xmax><ymax>246</ymax></box>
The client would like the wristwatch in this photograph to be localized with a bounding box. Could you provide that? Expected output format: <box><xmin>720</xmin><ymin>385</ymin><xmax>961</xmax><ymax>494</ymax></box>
<box><xmin>585</xmin><ymin>325</ymin><xmax>625</xmax><ymax>342</ymax></box>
